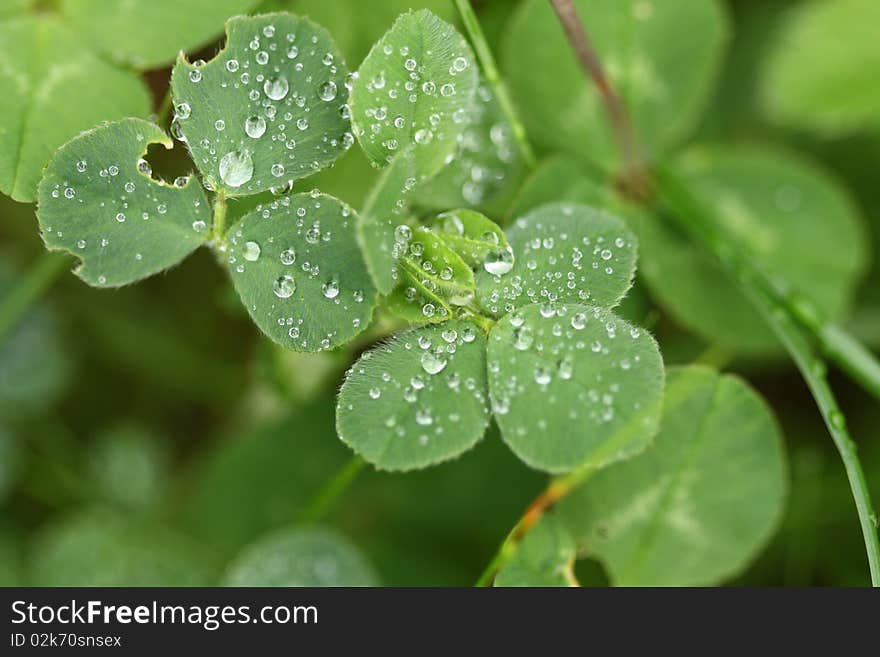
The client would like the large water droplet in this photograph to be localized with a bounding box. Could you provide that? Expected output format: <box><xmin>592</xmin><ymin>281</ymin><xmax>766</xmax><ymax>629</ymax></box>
<box><xmin>264</xmin><ymin>76</ymin><xmax>289</xmax><ymax>100</ymax></box>
<box><xmin>484</xmin><ymin>248</ymin><xmax>514</xmax><ymax>275</ymax></box>
<box><xmin>219</xmin><ymin>150</ymin><xmax>254</xmax><ymax>188</ymax></box>
<box><xmin>273</xmin><ymin>274</ymin><xmax>296</xmax><ymax>298</ymax></box>
<box><xmin>243</xmin><ymin>241</ymin><xmax>261</xmax><ymax>262</ymax></box>
<box><xmin>245</xmin><ymin>115</ymin><xmax>267</xmax><ymax>139</ymax></box>
<box><xmin>421</xmin><ymin>350</ymin><xmax>447</xmax><ymax>375</ymax></box>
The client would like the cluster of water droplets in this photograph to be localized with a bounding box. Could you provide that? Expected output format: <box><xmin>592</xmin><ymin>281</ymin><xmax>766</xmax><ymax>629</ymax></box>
<box><xmin>227</xmin><ymin>192</ymin><xmax>370</xmax><ymax>351</ymax></box>
<box><xmin>173</xmin><ymin>19</ymin><xmax>352</xmax><ymax>192</ymax></box>
<box><xmin>488</xmin><ymin>304</ymin><xmax>648</xmax><ymax>432</ymax></box>
<box><xmin>344</xmin><ymin>323</ymin><xmax>486</xmax><ymax>448</ymax></box>
<box><xmin>354</xmin><ymin>34</ymin><xmax>473</xmax><ymax>164</ymax></box>
<box><xmin>421</xmin><ymin>83</ymin><xmax>518</xmax><ymax>206</ymax></box>
<box><xmin>480</xmin><ymin>205</ymin><xmax>633</xmax><ymax>316</ymax></box>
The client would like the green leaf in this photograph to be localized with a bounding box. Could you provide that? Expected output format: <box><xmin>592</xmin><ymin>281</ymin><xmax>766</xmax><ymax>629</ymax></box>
<box><xmin>337</xmin><ymin>320</ymin><xmax>490</xmax><ymax>471</ymax></box>
<box><xmin>397</xmin><ymin>226</ymin><xmax>474</xmax><ymax>301</ymax></box>
<box><xmin>88</xmin><ymin>425</ymin><xmax>168</xmax><ymax>512</ymax></box>
<box><xmin>224</xmin><ymin>527</ymin><xmax>378</xmax><ymax>586</ymax></box>
<box><xmin>641</xmin><ymin>145</ymin><xmax>868</xmax><ymax>352</ymax></box>
<box><xmin>0</xmin><ymin>0</ymin><xmax>32</xmax><ymax>20</ymax></box>
<box><xmin>0</xmin><ymin>262</ymin><xmax>71</xmax><ymax>419</ymax></box>
<box><xmin>170</xmin><ymin>13</ymin><xmax>352</xmax><ymax>197</ymax></box>
<box><xmin>59</xmin><ymin>0</ymin><xmax>261</xmax><ymax>70</ymax></box>
<box><xmin>428</xmin><ymin>208</ymin><xmax>510</xmax><ymax>269</ymax></box>
<box><xmin>387</xmin><ymin>219</ymin><xmax>483</xmax><ymax>324</ymax></box>
<box><xmin>416</xmin><ymin>81</ymin><xmax>525</xmax><ymax>213</ymax></box>
<box><xmin>507</xmin><ymin>155</ymin><xmax>612</xmax><ymax>219</ymax></box>
<box><xmin>290</xmin><ymin>0</ymin><xmax>456</xmax><ymax>65</ymax></box>
<box><xmin>386</xmin><ymin>274</ymin><xmax>451</xmax><ymax>325</ymax></box>
<box><xmin>488</xmin><ymin>303</ymin><xmax>664</xmax><ymax>473</ymax></box>
<box><xmin>555</xmin><ymin>366</ymin><xmax>787</xmax><ymax>586</ymax></box>
<box><xmin>349</xmin><ymin>9</ymin><xmax>478</xmax><ymax>176</ymax></box>
<box><xmin>762</xmin><ymin>0</ymin><xmax>880</xmax><ymax>136</ymax></box>
<box><xmin>30</xmin><ymin>508</ymin><xmax>214</xmax><ymax>586</ymax></box>
<box><xmin>502</xmin><ymin>0</ymin><xmax>728</xmax><ymax>169</ymax></box>
<box><xmin>494</xmin><ymin>515</ymin><xmax>577</xmax><ymax>587</ymax></box>
<box><xmin>36</xmin><ymin>118</ymin><xmax>211</xmax><ymax>287</ymax></box>
<box><xmin>226</xmin><ymin>192</ymin><xmax>376</xmax><ymax>352</ymax></box>
<box><xmin>0</xmin><ymin>427</ymin><xmax>21</xmax><ymax>504</ymax></box>
<box><xmin>0</xmin><ymin>16</ymin><xmax>151</xmax><ymax>202</ymax></box>
<box><xmin>477</xmin><ymin>203</ymin><xmax>637</xmax><ymax>318</ymax></box>
<box><xmin>357</xmin><ymin>146</ymin><xmax>419</xmax><ymax>294</ymax></box>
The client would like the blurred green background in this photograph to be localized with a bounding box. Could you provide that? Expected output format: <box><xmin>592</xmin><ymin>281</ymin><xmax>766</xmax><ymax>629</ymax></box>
<box><xmin>0</xmin><ymin>0</ymin><xmax>878</xmax><ymax>586</ymax></box>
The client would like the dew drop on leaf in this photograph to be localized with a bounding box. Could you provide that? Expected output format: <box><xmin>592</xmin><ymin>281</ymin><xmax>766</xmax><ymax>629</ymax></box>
<box><xmin>219</xmin><ymin>150</ymin><xmax>254</xmax><ymax>188</ymax></box>
<box><xmin>273</xmin><ymin>274</ymin><xmax>296</xmax><ymax>299</ymax></box>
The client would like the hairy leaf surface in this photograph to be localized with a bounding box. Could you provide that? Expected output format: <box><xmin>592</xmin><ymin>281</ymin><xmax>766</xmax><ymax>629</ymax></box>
<box><xmin>488</xmin><ymin>303</ymin><xmax>664</xmax><ymax>473</ymax></box>
<box><xmin>171</xmin><ymin>13</ymin><xmax>351</xmax><ymax>196</ymax></box>
<box><xmin>556</xmin><ymin>366</ymin><xmax>787</xmax><ymax>585</ymax></box>
<box><xmin>226</xmin><ymin>192</ymin><xmax>376</xmax><ymax>351</ymax></box>
<box><xmin>37</xmin><ymin>118</ymin><xmax>211</xmax><ymax>287</ymax></box>
<box><xmin>337</xmin><ymin>320</ymin><xmax>490</xmax><ymax>471</ymax></box>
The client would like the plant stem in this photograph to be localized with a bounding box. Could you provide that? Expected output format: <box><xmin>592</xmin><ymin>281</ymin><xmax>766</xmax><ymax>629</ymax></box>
<box><xmin>453</xmin><ymin>0</ymin><xmax>537</xmax><ymax>169</ymax></box>
<box><xmin>547</xmin><ymin>0</ymin><xmax>649</xmax><ymax>197</ymax></box>
<box><xmin>0</xmin><ymin>251</ymin><xmax>70</xmax><ymax>345</ymax></box>
<box><xmin>156</xmin><ymin>87</ymin><xmax>174</xmax><ymax>129</ymax></box>
<box><xmin>476</xmin><ymin>463</ymin><xmax>594</xmax><ymax>586</ymax></box>
<box><xmin>299</xmin><ymin>456</ymin><xmax>366</xmax><ymax>524</ymax></box>
<box><xmin>751</xmin><ymin>288</ymin><xmax>880</xmax><ymax>585</ymax></box>
<box><xmin>542</xmin><ymin>0</ymin><xmax>880</xmax><ymax>583</ymax></box>
<box><xmin>657</xmin><ymin>168</ymin><xmax>880</xmax><ymax>585</ymax></box>
<box><xmin>211</xmin><ymin>190</ymin><xmax>227</xmax><ymax>243</ymax></box>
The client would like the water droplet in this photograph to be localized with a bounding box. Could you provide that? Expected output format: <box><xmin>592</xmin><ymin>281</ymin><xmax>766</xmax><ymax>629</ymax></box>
<box><xmin>421</xmin><ymin>350</ymin><xmax>447</xmax><ymax>375</ymax></box>
<box><xmin>319</xmin><ymin>81</ymin><xmax>338</xmax><ymax>101</ymax></box>
<box><xmin>189</xmin><ymin>69</ymin><xmax>202</xmax><ymax>83</ymax></box>
<box><xmin>226</xmin><ymin>59</ymin><xmax>240</xmax><ymax>72</ymax></box>
<box><xmin>322</xmin><ymin>279</ymin><xmax>340</xmax><ymax>299</ymax></box>
<box><xmin>243</xmin><ymin>241</ymin><xmax>261</xmax><ymax>262</ymax></box>
<box><xmin>264</xmin><ymin>75</ymin><xmax>289</xmax><ymax>100</ymax></box>
<box><xmin>245</xmin><ymin>115</ymin><xmax>267</xmax><ymax>139</ymax></box>
<box><xmin>484</xmin><ymin>248</ymin><xmax>514</xmax><ymax>275</ymax></box>
<box><xmin>280</xmin><ymin>247</ymin><xmax>296</xmax><ymax>265</ymax></box>
<box><xmin>273</xmin><ymin>274</ymin><xmax>296</xmax><ymax>298</ymax></box>
<box><xmin>219</xmin><ymin>150</ymin><xmax>254</xmax><ymax>188</ymax></box>
<box><xmin>512</xmin><ymin>326</ymin><xmax>533</xmax><ymax>351</ymax></box>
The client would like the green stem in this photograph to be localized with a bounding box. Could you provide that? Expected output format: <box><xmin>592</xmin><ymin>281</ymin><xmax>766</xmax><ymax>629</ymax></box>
<box><xmin>156</xmin><ymin>86</ymin><xmax>174</xmax><ymax>129</ymax></box>
<box><xmin>752</xmin><ymin>289</ymin><xmax>880</xmax><ymax>585</ymax></box>
<box><xmin>211</xmin><ymin>190</ymin><xmax>227</xmax><ymax>243</ymax></box>
<box><xmin>657</xmin><ymin>168</ymin><xmax>880</xmax><ymax>585</ymax></box>
<box><xmin>0</xmin><ymin>251</ymin><xmax>70</xmax><ymax>345</ymax></box>
<box><xmin>542</xmin><ymin>1</ymin><xmax>880</xmax><ymax>585</ymax></box>
<box><xmin>299</xmin><ymin>456</ymin><xmax>366</xmax><ymax>524</ymax></box>
<box><xmin>476</xmin><ymin>463</ymin><xmax>595</xmax><ymax>586</ymax></box>
<box><xmin>453</xmin><ymin>0</ymin><xmax>537</xmax><ymax>169</ymax></box>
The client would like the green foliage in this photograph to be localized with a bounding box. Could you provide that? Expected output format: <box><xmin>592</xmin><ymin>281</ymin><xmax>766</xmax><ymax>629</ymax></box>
<box><xmin>88</xmin><ymin>425</ymin><xmax>168</xmax><ymax>511</ymax></box>
<box><xmin>494</xmin><ymin>515</ymin><xmax>577</xmax><ymax>587</ymax></box>
<box><xmin>30</xmin><ymin>509</ymin><xmax>214</xmax><ymax>586</ymax></box>
<box><xmin>555</xmin><ymin>366</ymin><xmax>787</xmax><ymax>586</ymax></box>
<box><xmin>641</xmin><ymin>145</ymin><xmax>867</xmax><ymax>351</ymax></box>
<box><xmin>416</xmin><ymin>82</ymin><xmax>525</xmax><ymax>213</ymax></box>
<box><xmin>349</xmin><ymin>9</ymin><xmax>478</xmax><ymax>176</ymax></box>
<box><xmin>59</xmin><ymin>0</ymin><xmax>261</xmax><ymax>70</ymax></box>
<box><xmin>224</xmin><ymin>527</ymin><xmax>378</xmax><ymax>586</ymax></box>
<box><xmin>477</xmin><ymin>203</ymin><xmax>637</xmax><ymax>317</ymax></box>
<box><xmin>762</xmin><ymin>0</ymin><xmax>880</xmax><ymax>136</ymax></box>
<box><xmin>428</xmin><ymin>208</ymin><xmax>510</xmax><ymax>269</ymax></box>
<box><xmin>502</xmin><ymin>0</ymin><xmax>728</xmax><ymax>168</ymax></box>
<box><xmin>337</xmin><ymin>320</ymin><xmax>489</xmax><ymax>471</ymax></box>
<box><xmin>37</xmin><ymin>119</ymin><xmax>211</xmax><ymax>287</ymax></box>
<box><xmin>356</xmin><ymin>147</ymin><xmax>419</xmax><ymax>294</ymax></box>
<box><xmin>171</xmin><ymin>13</ymin><xmax>351</xmax><ymax>196</ymax></box>
<box><xmin>226</xmin><ymin>192</ymin><xmax>376</xmax><ymax>351</ymax></box>
<box><xmin>2</xmin><ymin>0</ymin><xmax>878</xmax><ymax>589</ymax></box>
<box><xmin>0</xmin><ymin>16</ymin><xmax>151</xmax><ymax>202</ymax></box>
<box><xmin>488</xmin><ymin>303</ymin><xmax>664</xmax><ymax>473</ymax></box>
